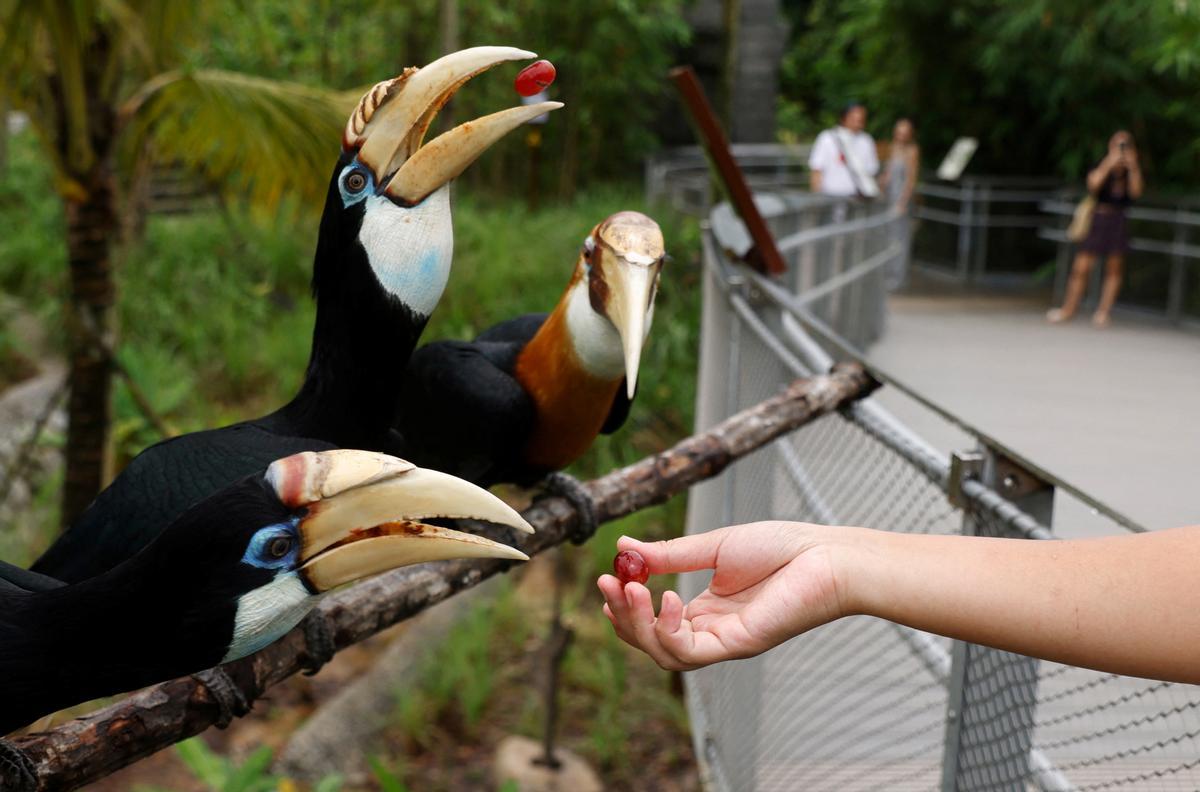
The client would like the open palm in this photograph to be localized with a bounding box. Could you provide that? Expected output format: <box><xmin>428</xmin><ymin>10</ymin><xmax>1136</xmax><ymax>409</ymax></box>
<box><xmin>598</xmin><ymin>522</ymin><xmax>847</xmax><ymax>670</ymax></box>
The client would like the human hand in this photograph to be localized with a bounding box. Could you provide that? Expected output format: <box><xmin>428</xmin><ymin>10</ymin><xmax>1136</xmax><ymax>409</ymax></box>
<box><xmin>596</xmin><ymin>522</ymin><xmax>852</xmax><ymax>670</ymax></box>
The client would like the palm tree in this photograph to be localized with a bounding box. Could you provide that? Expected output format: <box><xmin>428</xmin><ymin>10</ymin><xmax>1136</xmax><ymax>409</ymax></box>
<box><xmin>0</xmin><ymin>1</ymin><xmax>351</xmax><ymax>526</ymax></box>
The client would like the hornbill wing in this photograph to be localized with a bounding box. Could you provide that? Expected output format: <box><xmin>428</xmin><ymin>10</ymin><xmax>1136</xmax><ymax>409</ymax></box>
<box><xmin>395</xmin><ymin>340</ymin><xmax>533</xmax><ymax>486</ymax></box>
<box><xmin>31</xmin><ymin>425</ymin><xmax>336</xmax><ymax>583</ymax></box>
<box><xmin>475</xmin><ymin>312</ymin><xmax>548</xmax><ymax>345</ymax></box>
<box><xmin>600</xmin><ymin>378</ymin><xmax>634</xmax><ymax>435</ymax></box>
<box><xmin>0</xmin><ymin>560</ymin><xmax>62</xmax><ymax>594</ymax></box>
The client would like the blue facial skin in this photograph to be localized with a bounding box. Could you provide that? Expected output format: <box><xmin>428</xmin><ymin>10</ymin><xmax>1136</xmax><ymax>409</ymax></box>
<box><xmin>241</xmin><ymin>518</ymin><xmax>303</xmax><ymax>571</ymax></box>
<box><xmin>337</xmin><ymin>160</ymin><xmax>376</xmax><ymax>207</ymax></box>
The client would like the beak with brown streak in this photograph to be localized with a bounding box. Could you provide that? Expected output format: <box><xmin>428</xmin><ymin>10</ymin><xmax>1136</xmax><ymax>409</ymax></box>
<box><xmin>343</xmin><ymin>46</ymin><xmax>563</xmax><ymax>205</ymax></box>
<box><xmin>591</xmin><ymin>212</ymin><xmax>667</xmax><ymax>399</ymax></box>
<box><xmin>266</xmin><ymin>450</ymin><xmax>531</xmax><ymax>593</ymax></box>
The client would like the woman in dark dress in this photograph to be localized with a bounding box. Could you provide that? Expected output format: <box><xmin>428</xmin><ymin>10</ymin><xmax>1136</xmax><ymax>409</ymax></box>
<box><xmin>1047</xmin><ymin>131</ymin><xmax>1144</xmax><ymax>327</ymax></box>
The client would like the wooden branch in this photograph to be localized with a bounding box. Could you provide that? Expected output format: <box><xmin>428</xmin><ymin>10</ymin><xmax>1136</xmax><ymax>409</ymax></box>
<box><xmin>4</xmin><ymin>364</ymin><xmax>876</xmax><ymax>791</ymax></box>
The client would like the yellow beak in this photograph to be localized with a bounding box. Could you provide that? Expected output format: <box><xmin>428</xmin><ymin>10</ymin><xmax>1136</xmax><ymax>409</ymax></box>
<box><xmin>265</xmin><ymin>450</ymin><xmax>531</xmax><ymax>593</ymax></box>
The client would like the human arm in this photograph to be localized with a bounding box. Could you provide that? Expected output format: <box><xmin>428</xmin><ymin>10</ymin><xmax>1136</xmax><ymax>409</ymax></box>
<box><xmin>1086</xmin><ymin>152</ymin><xmax>1121</xmax><ymax>194</ymax></box>
<box><xmin>598</xmin><ymin>522</ymin><xmax>1200</xmax><ymax>683</ymax></box>
<box><xmin>1125</xmin><ymin>148</ymin><xmax>1144</xmax><ymax>199</ymax></box>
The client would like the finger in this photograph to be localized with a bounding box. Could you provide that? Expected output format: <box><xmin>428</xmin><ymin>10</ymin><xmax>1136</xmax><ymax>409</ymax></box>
<box><xmin>602</xmin><ymin>602</ymin><xmax>636</xmax><ymax>647</ymax></box>
<box><xmin>597</xmin><ymin>575</ymin><xmax>632</xmax><ymax>623</ymax></box>
<box><xmin>657</xmin><ymin>589</ymin><xmax>684</xmax><ymax>634</ymax></box>
<box><xmin>625</xmin><ymin>583</ymin><xmax>689</xmax><ymax>670</ymax></box>
<box><xmin>617</xmin><ymin>529</ymin><xmax>726</xmax><ymax>575</ymax></box>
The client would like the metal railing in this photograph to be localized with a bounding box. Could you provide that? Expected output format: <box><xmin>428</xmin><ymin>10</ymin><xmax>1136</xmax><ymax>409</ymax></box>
<box><xmin>646</xmin><ymin>143</ymin><xmax>811</xmax><ymax>217</ymax></box>
<box><xmin>680</xmin><ymin>192</ymin><xmax>1200</xmax><ymax>790</ymax></box>
<box><xmin>910</xmin><ymin>177</ymin><xmax>1064</xmax><ymax>286</ymax></box>
<box><xmin>1039</xmin><ymin>201</ymin><xmax>1200</xmax><ymax>326</ymax></box>
<box><xmin>648</xmin><ymin>145</ymin><xmax>1200</xmax><ymax>327</ymax></box>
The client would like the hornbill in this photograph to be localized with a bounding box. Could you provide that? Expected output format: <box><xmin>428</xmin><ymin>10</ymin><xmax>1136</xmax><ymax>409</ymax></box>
<box><xmin>29</xmin><ymin>47</ymin><xmax>560</xmax><ymax>583</ymax></box>
<box><xmin>1</xmin><ymin>449</ymin><xmax>531</xmax><ymax>735</ymax></box>
<box><xmin>393</xmin><ymin>211</ymin><xmax>665</xmax><ymax>538</ymax></box>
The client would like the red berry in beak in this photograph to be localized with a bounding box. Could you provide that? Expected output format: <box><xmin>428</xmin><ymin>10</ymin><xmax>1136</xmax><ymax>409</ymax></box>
<box><xmin>614</xmin><ymin>549</ymin><xmax>649</xmax><ymax>585</ymax></box>
<box><xmin>515</xmin><ymin>59</ymin><xmax>556</xmax><ymax>96</ymax></box>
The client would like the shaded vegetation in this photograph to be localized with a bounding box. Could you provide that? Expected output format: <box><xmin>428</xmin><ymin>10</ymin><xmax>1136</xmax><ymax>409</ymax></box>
<box><xmin>781</xmin><ymin>0</ymin><xmax>1200</xmax><ymax>187</ymax></box>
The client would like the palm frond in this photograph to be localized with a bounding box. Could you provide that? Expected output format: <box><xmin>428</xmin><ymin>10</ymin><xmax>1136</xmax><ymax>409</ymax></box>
<box><xmin>123</xmin><ymin>68</ymin><xmax>357</xmax><ymax>212</ymax></box>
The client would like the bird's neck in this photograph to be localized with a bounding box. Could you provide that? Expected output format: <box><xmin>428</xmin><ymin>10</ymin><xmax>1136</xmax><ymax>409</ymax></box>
<box><xmin>514</xmin><ymin>276</ymin><xmax>623</xmax><ymax>471</ymax></box>
<box><xmin>278</xmin><ymin>285</ymin><xmax>426</xmax><ymax>447</ymax></box>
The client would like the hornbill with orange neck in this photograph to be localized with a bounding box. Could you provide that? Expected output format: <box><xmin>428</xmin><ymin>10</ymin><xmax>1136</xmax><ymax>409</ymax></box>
<box><xmin>1</xmin><ymin>449</ymin><xmax>530</xmax><ymax>734</ymax></box>
<box><xmin>29</xmin><ymin>48</ymin><xmax>560</xmax><ymax>584</ymax></box>
<box><xmin>394</xmin><ymin>212</ymin><xmax>665</xmax><ymax>540</ymax></box>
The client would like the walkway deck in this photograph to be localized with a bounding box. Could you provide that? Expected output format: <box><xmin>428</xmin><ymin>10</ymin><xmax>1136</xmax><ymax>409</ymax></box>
<box><xmin>870</xmin><ymin>284</ymin><xmax>1200</xmax><ymax>536</ymax></box>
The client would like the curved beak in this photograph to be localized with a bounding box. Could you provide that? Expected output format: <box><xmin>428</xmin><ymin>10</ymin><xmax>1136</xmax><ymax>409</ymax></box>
<box><xmin>346</xmin><ymin>46</ymin><xmax>563</xmax><ymax>205</ymax></box>
<box><xmin>605</xmin><ymin>258</ymin><xmax>662</xmax><ymax>400</ymax></box>
<box><xmin>266</xmin><ymin>450</ymin><xmax>531</xmax><ymax>593</ymax></box>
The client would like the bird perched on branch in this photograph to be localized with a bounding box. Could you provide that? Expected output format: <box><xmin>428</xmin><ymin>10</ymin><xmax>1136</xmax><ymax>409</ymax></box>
<box><xmin>0</xmin><ymin>449</ymin><xmax>531</xmax><ymax>734</ymax></box>
<box><xmin>30</xmin><ymin>47</ymin><xmax>560</xmax><ymax>583</ymax></box>
<box><xmin>394</xmin><ymin>211</ymin><xmax>666</xmax><ymax>540</ymax></box>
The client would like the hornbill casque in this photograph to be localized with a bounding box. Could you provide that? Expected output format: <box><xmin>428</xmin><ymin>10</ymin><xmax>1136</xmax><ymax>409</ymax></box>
<box><xmin>0</xmin><ymin>449</ymin><xmax>531</xmax><ymax>734</ymax></box>
<box><xmin>393</xmin><ymin>211</ymin><xmax>665</xmax><ymax>537</ymax></box>
<box><xmin>28</xmin><ymin>47</ymin><xmax>561</xmax><ymax>584</ymax></box>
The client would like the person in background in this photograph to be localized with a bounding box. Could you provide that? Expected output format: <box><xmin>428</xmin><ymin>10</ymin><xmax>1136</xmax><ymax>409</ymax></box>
<box><xmin>878</xmin><ymin>118</ymin><xmax>920</xmax><ymax>289</ymax></box>
<box><xmin>808</xmin><ymin>102</ymin><xmax>880</xmax><ymax>204</ymax></box>
<box><xmin>1047</xmin><ymin>130</ymin><xmax>1144</xmax><ymax>327</ymax></box>
<box><xmin>598</xmin><ymin>521</ymin><xmax>1200</xmax><ymax>684</ymax></box>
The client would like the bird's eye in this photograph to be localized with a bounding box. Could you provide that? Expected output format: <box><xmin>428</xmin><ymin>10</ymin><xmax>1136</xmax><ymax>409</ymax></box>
<box><xmin>267</xmin><ymin>536</ymin><xmax>293</xmax><ymax>559</ymax></box>
<box><xmin>583</xmin><ymin>236</ymin><xmax>595</xmax><ymax>259</ymax></box>
<box><xmin>346</xmin><ymin>171</ymin><xmax>368</xmax><ymax>193</ymax></box>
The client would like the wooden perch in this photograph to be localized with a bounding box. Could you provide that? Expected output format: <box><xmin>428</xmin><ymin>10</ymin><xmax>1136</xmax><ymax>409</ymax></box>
<box><xmin>2</xmin><ymin>363</ymin><xmax>876</xmax><ymax>791</ymax></box>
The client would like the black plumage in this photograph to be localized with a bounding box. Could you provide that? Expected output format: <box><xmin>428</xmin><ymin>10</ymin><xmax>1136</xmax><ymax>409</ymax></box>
<box><xmin>32</xmin><ymin>158</ymin><xmax>416</xmax><ymax>582</ymax></box>
<box><xmin>395</xmin><ymin>313</ymin><xmax>631</xmax><ymax>488</ymax></box>
<box><xmin>2</xmin><ymin>473</ymin><xmax>294</xmax><ymax>733</ymax></box>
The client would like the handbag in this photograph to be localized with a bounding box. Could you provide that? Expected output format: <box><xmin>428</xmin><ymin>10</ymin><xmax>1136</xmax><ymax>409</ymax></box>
<box><xmin>1067</xmin><ymin>195</ymin><xmax>1097</xmax><ymax>242</ymax></box>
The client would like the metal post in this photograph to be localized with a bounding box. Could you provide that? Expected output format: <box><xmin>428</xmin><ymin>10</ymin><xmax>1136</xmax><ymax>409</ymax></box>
<box><xmin>956</xmin><ymin>181</ymin><xmax>975</xmax><ymax>283</ymax></box>
<box><xmin>1166</xmin><ymin>212</ymin><xmax>1187</xmax><ymax>322</ymax></box>
<box><xmin>942</xmin><ymin>447</ymin><xmax>1053</xmax><ymax>791</ymax></box>
<box><xmin>973</xmin><ymin>184</ymin><xmax>991</xmax><ymax>283</ymax></box>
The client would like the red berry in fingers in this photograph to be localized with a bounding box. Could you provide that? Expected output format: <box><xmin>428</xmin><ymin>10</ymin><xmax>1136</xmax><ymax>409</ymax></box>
<box><xmin>515</xmin><ymin>59</ymin><xmax>556</xmax><ymax>96</ymax></box>
<box><xmin>614</xmin><ymin>550</ymin><xmax>649</xmax><ymax>585</ymax></box>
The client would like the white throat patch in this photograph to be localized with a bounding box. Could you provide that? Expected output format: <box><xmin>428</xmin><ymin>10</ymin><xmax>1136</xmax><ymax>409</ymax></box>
<box><xmin>564</xmin><ymin>278</ymin><xmax>625</xmax><ymax>379</ymax></box>
<box><xmin>222</xmin><ymin>573</ymin><xmax>315</xmax><ymax>663</ymax></box>
<box><xmin>357</xmin><ymin>185</ymin><xmax>453</xmax><ymax>317</ymax></box>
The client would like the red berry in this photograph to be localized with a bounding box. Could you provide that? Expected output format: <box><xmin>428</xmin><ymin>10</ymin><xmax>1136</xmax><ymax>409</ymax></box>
<box><xmin>613</xmin><ymin>550</ymin><xmax>649</xmax><ymax>585</ymax></box>
<box><xmin>515</xmin><ymin>60</ymin><xmax>556</xmax><ymax>97</ymax></box>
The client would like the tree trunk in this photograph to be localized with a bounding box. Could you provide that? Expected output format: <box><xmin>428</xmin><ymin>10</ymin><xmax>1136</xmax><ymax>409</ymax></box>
<box><xmin>61</xmin><ymin>166</ymin><xmax>118</xmax><ymax>526</ymax></box>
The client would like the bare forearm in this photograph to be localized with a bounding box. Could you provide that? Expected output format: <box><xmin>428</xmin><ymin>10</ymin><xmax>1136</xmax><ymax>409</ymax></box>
<box><xmin>842</xmin><ymin>526</ymin><xmax>1200</xmax><ymax>682</ymax></box>
<box><xmin>810</xmin><ymin>171</ymin><xmax>822</xmax><ymax>192</ymax></box>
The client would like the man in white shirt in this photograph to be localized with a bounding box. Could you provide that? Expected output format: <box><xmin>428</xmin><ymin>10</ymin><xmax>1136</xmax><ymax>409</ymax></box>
<box><xmin>808</xmin><ymin>103</ymin><xmax>880</xmax><ymax>199</ymax></box>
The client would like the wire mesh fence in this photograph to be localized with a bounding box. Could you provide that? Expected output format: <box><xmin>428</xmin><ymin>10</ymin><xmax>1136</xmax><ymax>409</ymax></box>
<box><xmin>682</xmin><ymin>196</ymin><xmax>1200</xmax><ymax>791</ymax></box>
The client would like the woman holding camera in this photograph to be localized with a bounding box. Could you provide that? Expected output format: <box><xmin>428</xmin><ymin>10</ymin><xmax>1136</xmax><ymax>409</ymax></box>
<box><xmin>1047</xmin><ymin>131</ymin><xmax>1144</xmax><ymax>327</ymax></box>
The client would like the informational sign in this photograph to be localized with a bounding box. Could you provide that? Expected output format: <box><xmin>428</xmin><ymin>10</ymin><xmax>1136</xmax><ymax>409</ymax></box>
<box><xmin>937</xmin><ymin>137</ymin><xmax>979</xmax><ymax>181</ymax></box>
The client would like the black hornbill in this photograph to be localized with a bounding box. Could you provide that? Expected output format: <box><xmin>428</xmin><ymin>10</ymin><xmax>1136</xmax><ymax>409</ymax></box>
<box><xmin>1</xmin><ymin>449</ymin><xmax>531</xmax><ymax>735</ymax></box>
<box><xmin>393</xmin><ymin>212</ymin><xmax>666</xmax><ymax>510</ymax></box>
<box><xmin>29</xmin><ymin>47</ymin><xmax>560</xmax><ymax>583</ymax></box>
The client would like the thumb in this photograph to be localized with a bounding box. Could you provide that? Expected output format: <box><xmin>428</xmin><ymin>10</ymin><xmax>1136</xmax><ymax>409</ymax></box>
<box><xmin>617</xmin><ymin>529</ymin><xmax>727</xmax><ymax>575</ymax></box>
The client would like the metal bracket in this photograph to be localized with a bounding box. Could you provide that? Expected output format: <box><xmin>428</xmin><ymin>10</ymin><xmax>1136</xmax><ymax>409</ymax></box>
<box><xmin>992</xmin><ymin>452</ymin><xmax>1053</xmax><ymax>502</ymax></box>
<box><xmin>948</xmin><ymin>451</ymin><xmax>984</xmax><ymax>509</ymax></box>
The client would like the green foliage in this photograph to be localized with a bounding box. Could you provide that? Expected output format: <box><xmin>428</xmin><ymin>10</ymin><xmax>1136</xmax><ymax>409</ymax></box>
<box><xmin>196</xmin><ymin>0</ymin><xmax>691</xmax><ymax>198</ymax></box>
<box><xmin>146</xmin><ymin>738</ymin><xmax>279</xmax><ymax>792</ymax></box>
<box><xmin>394</xmin><ymin>582</ymin><xmax>526</xmax><ymax>744</ymax></box>
<box><xmin>782</xmin><ymin>0</ymin><xmax>1200</xmax><ymax>186</ymax></box>
<box><xmin>369</xmin><ymin>755</ymin><xmax>410</xmax><ymax>792</ymax></box>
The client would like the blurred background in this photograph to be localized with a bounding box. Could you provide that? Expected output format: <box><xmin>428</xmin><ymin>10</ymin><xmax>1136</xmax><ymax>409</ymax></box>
<box><xmin>0</xmin><ymin>0</ymin><xmax>1196</xmax><ymax>789</ymax></box>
